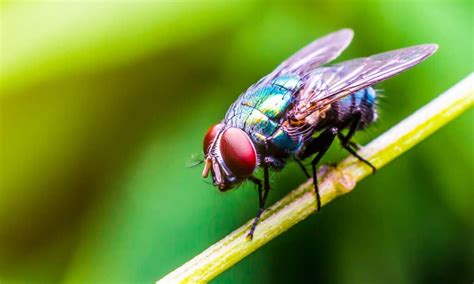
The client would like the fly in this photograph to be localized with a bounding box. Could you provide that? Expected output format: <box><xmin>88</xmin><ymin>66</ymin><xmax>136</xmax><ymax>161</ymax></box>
<box><xmin>201</xmin><ymin>29</ymin><xmax>437</xmax><ymax>239</ymax></box>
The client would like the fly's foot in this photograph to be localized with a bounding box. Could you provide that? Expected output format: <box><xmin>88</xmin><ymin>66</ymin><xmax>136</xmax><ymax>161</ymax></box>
<box><xmin>246</xmin><ymin>232</ymin><xmax>254</xmax><ymax>240</ymax></box>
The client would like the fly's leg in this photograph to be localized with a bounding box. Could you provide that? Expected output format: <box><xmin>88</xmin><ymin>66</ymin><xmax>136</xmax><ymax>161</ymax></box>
<box><xmin>297</xmin><ymin>127</ymin><xmax>338</xmax><ymax>211</ymax></box>
<box><xmin>310</xmin><ymin>128</ymin><xmax>338</xmax><ymax>211</ymax></box>
<box><xmin>337</xmin><ymin>113</ymin><xmax>376</xmax><ymax>173</ymax></box>
<box><xmin>341</xmin><ymin>143</ymin><xmax>376</xmax><ymax>173</ymax></box>
<box><xmin>337</xmin><ymin>113</ymin><xmax>361</xmax><ymax>146</ymax></box>
<box><xmin>295</xmin><ymin>159</ymin><xmax>310</xmax><ymax>178</ymax></box>
<box><xmin>247</xmin><ymin>164</ymin><xmax>270</xmax><ymax>240</ymax></box>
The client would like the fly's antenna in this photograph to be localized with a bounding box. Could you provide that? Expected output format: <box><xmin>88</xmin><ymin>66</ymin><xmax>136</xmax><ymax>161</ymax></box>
<box><xmin>186</xmin><ymin>153</ymin><xmax>205</xmax><ymax>168</ymax></box>
<box><xmin>187</xmin><ymin>160</ymin><xmax>204</xmax><ymax>168</ymax></box>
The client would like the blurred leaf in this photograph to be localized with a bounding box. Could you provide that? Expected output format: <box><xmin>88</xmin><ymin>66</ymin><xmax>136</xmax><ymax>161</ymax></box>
<box><xmin>0</xmin><ymin>1</ymin><xmax>253</xmax><ymax>92</ymax></box>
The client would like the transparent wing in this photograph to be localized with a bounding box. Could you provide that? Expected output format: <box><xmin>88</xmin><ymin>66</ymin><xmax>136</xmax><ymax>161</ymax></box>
<box><xmin>256</xmin><ymin>29</ymin><xmax>354</xmax><ymax>86</ymax></box>
<box><xmin>293</xmin><ymin>44</ymin><xmax>438</xmax><ymax>117</ymax></box>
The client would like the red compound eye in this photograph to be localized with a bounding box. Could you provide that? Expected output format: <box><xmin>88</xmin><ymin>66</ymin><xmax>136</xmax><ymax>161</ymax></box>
<box><xmin>219</xmin><ymin>128</ymin><xmax>257</xmax><ymax>178</ymax></box>
<box><xmin>203</xmin><ymin>123</ymin><xmax>223</xmax><ymax>155</ymax></box>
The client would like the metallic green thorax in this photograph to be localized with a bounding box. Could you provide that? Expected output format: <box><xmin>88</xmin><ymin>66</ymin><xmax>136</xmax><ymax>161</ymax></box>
<box><xmin>224</xmin><ymin>74</ymin><xmax>303</xmax><ymax>153</ymax></box>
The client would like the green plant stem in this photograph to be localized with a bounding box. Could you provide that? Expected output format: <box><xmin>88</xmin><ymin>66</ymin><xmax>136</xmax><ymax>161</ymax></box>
<box><xmin>157</xmin><ymin>73</ymin><xmax>474</xmax><ymax>284</ymax></box>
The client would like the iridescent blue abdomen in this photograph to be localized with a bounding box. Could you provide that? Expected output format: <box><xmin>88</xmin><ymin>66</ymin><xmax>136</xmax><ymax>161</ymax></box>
<box><xmin>315</xmin><ymin>86</ymin><xmax>377</xmax><ymax>132</ymax></box>
<box><xmin>335</xmin><ymin>87</ymin><xmax>377</xmax><ymax>128</ymax></box>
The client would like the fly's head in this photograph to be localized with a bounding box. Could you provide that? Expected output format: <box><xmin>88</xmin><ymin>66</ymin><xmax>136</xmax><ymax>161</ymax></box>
<box><xmin>202</xmin><ymin>124</ymin><xmax>257</xmax><ymax>191</ymax></box>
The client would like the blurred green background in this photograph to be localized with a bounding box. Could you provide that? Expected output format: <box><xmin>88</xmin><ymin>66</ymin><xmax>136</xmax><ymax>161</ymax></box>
<box><xmin>1</xmin><ymin>1</ymin><xmax>473</xmax><ymax>283</ymax></box>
